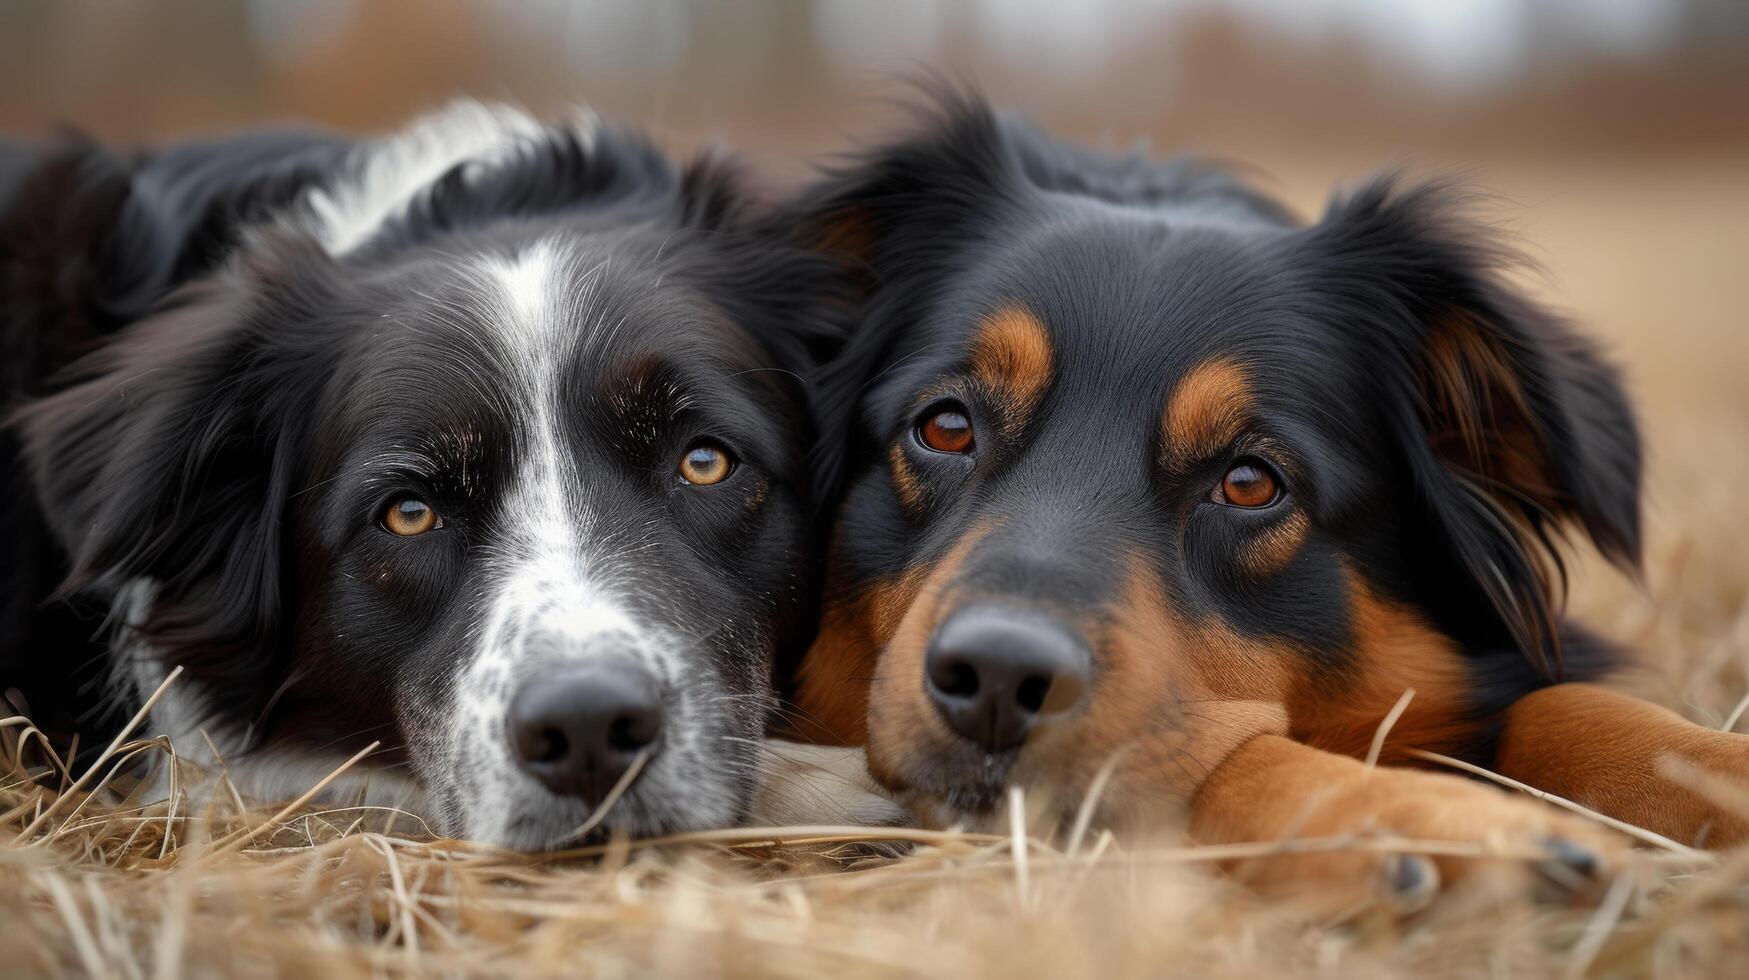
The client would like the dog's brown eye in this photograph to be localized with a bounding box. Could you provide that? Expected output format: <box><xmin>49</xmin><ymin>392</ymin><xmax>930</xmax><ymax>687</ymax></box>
<box><xmin>383</xmin><ymin>498</ymin><xmax>440</xmax><ymax>536</ymax></box>
<box><xmin>917</xmin><ymin>405</ymin><xmax>974</xmax><ymax>454</ymax></box>
<box><xmin>1216</xmin><ymin>462</ymin><xmax>1279</xmax><ymax>508</ymax></box>
<box><xmin>679</xmin><ymin>441</ymin><xmax>734</xmax><ymax>486</ymax></box>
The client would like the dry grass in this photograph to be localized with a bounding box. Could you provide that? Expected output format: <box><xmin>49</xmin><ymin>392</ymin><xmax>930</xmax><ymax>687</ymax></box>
<box><xmin>3</xmin><ymin>714</ymin><xmax>1746</xmax><ymax>979</ymax></box>
<box><xmin>4</xmin><ymin>160</ymin><xmax>1747</xmax><ymax>979</ymax></box>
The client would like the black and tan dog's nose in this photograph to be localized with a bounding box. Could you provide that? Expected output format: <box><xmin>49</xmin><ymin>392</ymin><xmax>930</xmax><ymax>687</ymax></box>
<box><xmin>924</xmin><ymin>604</ymin><xmax>1090</xmax><ymax>751</ymax></box>
<box><xmin>507</xmin><ymin>663</ymin><xmax>663</xmax><ymax>805</ymax></box>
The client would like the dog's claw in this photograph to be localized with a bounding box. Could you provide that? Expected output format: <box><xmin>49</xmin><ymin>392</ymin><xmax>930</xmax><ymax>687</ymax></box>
<box><xmin>1543</xmin><ymin>836</ymin><xmax>1601</xmax><ymax>876</ymax></box>
<box><xmin>1380</xmin><ymin>853</ymin><xmax>1441</xmax><ymax>913</ymax></box>
<box><xmin>1535</xmin><ymin>835</ymin><xmax>1604</xmax><ymax>891</ymax></box>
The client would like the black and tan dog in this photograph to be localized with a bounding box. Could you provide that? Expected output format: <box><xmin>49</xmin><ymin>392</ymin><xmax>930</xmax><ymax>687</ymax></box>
<box><xmin>788</xmin><ymin>92</ymin><xmax>1749</xmax><ymax>901</ymax></box>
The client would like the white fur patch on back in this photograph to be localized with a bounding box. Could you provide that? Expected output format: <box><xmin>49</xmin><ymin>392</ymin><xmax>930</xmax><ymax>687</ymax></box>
<box><xmin>302</xmin><ymin>100</ymin><xmax>597</xmax><ymax>257</ymax></box>
<box><xmin>747</xmin><ymin>741</ymin><xmax>910</xmax><ymax>828</ymax></box>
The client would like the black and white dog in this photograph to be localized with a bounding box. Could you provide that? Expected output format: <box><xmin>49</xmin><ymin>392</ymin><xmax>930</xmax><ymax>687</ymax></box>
<box><xmin>2</xmin><ymin>102</ymin><xmax>895</xmax><ymax>848</ymax></box>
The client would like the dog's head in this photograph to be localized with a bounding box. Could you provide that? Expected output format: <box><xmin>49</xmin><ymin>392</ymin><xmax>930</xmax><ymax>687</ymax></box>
<box><xmin>792</xmin><ymin>94</ymin><xmax>1640</xmax><ymax>828</ymax></box>
<box><xmin>16</xmin><ymin>103</ymin><xmax>841</xmax><ymax>848</ymax></box>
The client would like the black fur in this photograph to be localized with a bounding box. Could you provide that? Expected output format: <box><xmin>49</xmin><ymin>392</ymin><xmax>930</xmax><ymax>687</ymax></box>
<box><xmin>3</xmin><ymin>107</ymin><xmax>845</xmax><ymax>845</ymax></box>
<box><xmin>1</xmin><ymin>129</ymin><xmax>348</xmax><ymax>737</ymax></box>
<box><xmin>794</xmin><ymin>92</ymin><xmax>1640</xmax><ymax>803</ymax></box>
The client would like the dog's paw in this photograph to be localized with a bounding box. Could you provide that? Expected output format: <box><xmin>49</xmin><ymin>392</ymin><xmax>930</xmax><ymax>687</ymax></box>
<box><xmin>1223</xmin><ymin>765</ymin><xmax>1625</xmax><ymax>916</ymax></box>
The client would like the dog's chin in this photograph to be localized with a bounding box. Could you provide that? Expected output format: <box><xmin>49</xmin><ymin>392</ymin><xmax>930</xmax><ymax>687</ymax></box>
<box><xmin>883</xmin><ymin>744</ymin><xmax>1018</xmax><ymax>830</ymax></box>
<box><xmin>465</xmin><ymin>789</ymin><xmax>727</xmax><ymax>851</ymax></box>
<box><xmin>486</xmin><ymin>805</ymin><xmax>593</xmax><ymax>852</ymax></box>
<box><xmin>443</xmin><ymin>771</ymin><xmax>741</xmax><ymax>851</ymax></box>
<box><xmin>892</xmin><ymin>747</ymin><xmax>1121</xmax><ymax>833</ymax></box>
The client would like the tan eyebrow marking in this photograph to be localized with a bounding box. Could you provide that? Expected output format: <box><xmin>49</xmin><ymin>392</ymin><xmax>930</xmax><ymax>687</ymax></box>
<box><xmin>1162</xmin><ymin>358</ymin><xmax>1254</xmax><ymax>470</ymax></box>
<box><xmin>968</xmin><ymin>306</ymin><xmax>1054</xmax><ymax>438</ymax></box>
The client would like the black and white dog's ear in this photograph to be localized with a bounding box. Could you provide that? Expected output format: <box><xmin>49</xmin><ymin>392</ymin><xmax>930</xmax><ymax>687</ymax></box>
<box><xmin>2</xmin><ymin>137</ymin><xmax>157</xmax><ymax>392</ymax></box>
<box><xmin>124</xmin><ymin>129</ymin><xmax>350</xmax><ymax>284</ymax></box>
<box><xmin>2</xmin><ymin>129</ymin><xmax>347</xmax><ymax>711</ymax></box>
<box><xmin>0</xmin><ymin>128</ymin><xmax>347</xmax><ymax>407</ymax></box>
<box><xmin>667</xmin><ymin>151</ymin><xmax>854</xmax><ymax>393</ymax></box>
<box><xmin>1310</xmin><ymin>176</ymin><xmax>1641</xmax><ymax>678</ymax></box>
<box><xmin>14</xmin><ymin>231</ymin><xmax>343</xmax><ymax>702</ymax></box>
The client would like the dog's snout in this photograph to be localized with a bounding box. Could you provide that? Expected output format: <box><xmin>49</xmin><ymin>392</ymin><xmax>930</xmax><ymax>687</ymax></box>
<box><xmin>924</xmin><ymin>604</ymin><xmax>1090</xmax><ymax>751</ymax></box>
<box><xmin>507</xmin><ymin>662</ymin><xmax>663</xmax><ymax>805</ymax></box>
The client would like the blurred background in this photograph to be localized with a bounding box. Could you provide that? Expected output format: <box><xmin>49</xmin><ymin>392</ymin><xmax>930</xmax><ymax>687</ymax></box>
<box><xmin>1</xmin><ymin>1</ymin><xmax>1743</xmax><ymax>376</ymax></box>
<box><xmin>4</xmin><ymin>1</ymin><xmax>1745</xmax><ymax>170</ymax></box>
<box><xmin>2</xmin><ymin>0</ymin><xmax>1746</xmax><ymax>697</ymax></box>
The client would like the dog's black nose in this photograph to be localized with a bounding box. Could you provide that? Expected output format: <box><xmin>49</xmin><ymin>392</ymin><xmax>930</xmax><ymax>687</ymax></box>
<box><xmin>507</xmin><ymin>663</ymin><xmax>663</xmax><ymax>805</ymax></box>
<box><xmin>924</xmin><ymin>604</ymin><xmax>1090</xmax><ymax>751</ymax></box>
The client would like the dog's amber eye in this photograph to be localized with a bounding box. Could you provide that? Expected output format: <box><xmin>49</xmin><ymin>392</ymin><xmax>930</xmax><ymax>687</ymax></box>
<box><xmin>383</xmin><ymin>498</ymin><xmax>441</xmax><ymax>536</ymax></box>
<box><xmin>679</xmin><ymin>441</ymin><xmax>734</xmax><ymax>486</ymax></box>
<box><xmin>917</xmin><ymin>405</ymin><xmax>974</xmax><ymax>454</ymax></box>
<box><xmin>1216</xmin><ymin>462</ymin><xmax>1280</xmax><ymax>508</ymax></box>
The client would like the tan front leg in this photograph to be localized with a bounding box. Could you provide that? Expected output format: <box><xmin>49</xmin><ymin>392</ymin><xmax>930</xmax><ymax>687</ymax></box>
<box><xmin>1191</xmin><ymin>735</ymin><xmax>1619</xmax><ymax>911</ymax></box>
<box><xmin>1496</xmin><ymin>682</ymin><xmax>1749</xmax><ymax>847</ymax></box>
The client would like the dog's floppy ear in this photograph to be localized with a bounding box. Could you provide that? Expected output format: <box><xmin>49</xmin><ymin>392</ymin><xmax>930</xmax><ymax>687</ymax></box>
<box><xmin>1311</xmin><ymin>176</ymin><xmax>1640</xmax><ymax>677</ymax></box>
<box><xmin>1</xmin><ymin>130</ymin><xmax>345</xmax><ymax>344</ymax></box>
<box><xmin>674</xmin><ymin>151</ymin><xmax>851</xmax><ymax>384</ymax></box>
<box><xmin>785</xmin><ymin>91</ymin><xmax>1020</xmax><ymax>510</ymax></box>
<box><xmin>14</xmin><ymin>233</ymin><xmax>342</xmax><ymax>717</ymax></box>
<box><xmin>3</xmin><ymin>133</ymin><xmax>345</xmax><ymax>731</ymax></box>
<box><xmin>791</xmin><ymin>90</ymin><xmax>1013</xmax><ymax>288</ymax></box>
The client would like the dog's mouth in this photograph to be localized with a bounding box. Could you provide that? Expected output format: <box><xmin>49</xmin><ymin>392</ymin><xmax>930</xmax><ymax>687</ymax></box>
<box><xmin>936</xmin><ymin>768</ymin><xmax>1011</xmax><ymax>819</ymax></box>
<box><xmin>497</xmin><ymin>794</ymin><xmax>655</xmax><ymax>851</ymax></box>
<box><xmin>440</xmin><ymin>681</ymin><xmax>755</xmax><ymax>851</ymax></box>
<box><xmin>500</xmin><ymin>812</ymin><xmax>586</xmax><ymax>851</ymax></box>
<box><xmin>939</xmin><ymin>751</ymin><xmax>1018</xmax><ymax>814</ymax></box>
<box><xmin>479</xmin><ymin>762</ymin><xmax>702</xmax><ymax>851</ymax></box>
<box><xmin>880</xmin><ymin>740</ymin><xmax>1022</xmax><ymax>826</ymax></box>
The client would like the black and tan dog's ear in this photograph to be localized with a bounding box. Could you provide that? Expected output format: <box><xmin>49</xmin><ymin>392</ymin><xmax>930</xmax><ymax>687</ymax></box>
<box><xmin>1311</xmin><ymin>176</ymin><xmax>1641</xmax><ymax>676</ymax></box>
<box><xmin>783</xmin><ymin>90</ymin><xmax>1019</xmax><ymax>508</ymax></box>
<box><xmin>788</xmin><ymin>88</ymin><xmax>1013</xmax><ymax>284</ymax></box>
